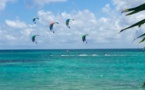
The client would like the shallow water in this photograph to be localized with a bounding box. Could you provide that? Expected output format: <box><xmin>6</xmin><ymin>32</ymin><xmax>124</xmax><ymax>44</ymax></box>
<box><xmin>0</xmin><ymin>49</ymin><xmax>145</xmax><ymax>90</ymax></box>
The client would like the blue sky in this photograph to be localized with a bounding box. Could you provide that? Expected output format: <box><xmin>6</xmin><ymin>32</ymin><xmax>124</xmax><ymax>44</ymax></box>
<box><xmin>0</xmin><ymin>0</ymin><xmax>145</xmax><ymax>49</ymax></box>
<box><xmin>1</xmin><ymin>0</ymin><xmax>112</xmax><ymax>22</ymax></box>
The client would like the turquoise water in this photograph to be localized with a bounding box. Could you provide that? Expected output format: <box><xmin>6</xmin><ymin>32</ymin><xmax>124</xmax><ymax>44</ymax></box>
<box><xmin>0</xmin><ymin>49</ymin><xmax>145</xmax><ymax>90</ymax></box>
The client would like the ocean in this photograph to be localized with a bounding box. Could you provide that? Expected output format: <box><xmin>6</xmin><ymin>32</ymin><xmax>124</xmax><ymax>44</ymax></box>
<box><xmin>0</xmin><ymin>49</ymin><xmax>145</xmax><ymax>90</ymax></box>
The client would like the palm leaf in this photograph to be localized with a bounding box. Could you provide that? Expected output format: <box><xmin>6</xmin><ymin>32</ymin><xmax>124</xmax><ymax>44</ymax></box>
<box><xmin>133</xmin><ymin>33</ymin><xmax>145</xmax><ymax>42</ymax></box>
<box><xmin>138</xmin><ymin>37</ymin><xmax>145</xmax><ymax>45</ymax></box>
<box><xmin>119</xmin><ymin>19</ymin><xmax>145</xmax><ymax>33</ymax></box>
<box><xmin>122</xmin><ymin>3</ymin><xmax>145</xmax><ymax>15</ymax></box>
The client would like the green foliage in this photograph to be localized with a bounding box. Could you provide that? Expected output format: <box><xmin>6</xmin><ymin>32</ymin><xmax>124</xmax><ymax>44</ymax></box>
<box><xmin>120</xmin><ymin>3</ymin><xmax>145</xmax><ymax>45</ymax></box>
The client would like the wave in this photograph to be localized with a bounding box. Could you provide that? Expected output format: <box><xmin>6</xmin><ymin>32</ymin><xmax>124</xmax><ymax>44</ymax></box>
<box><xmin>92</xmin><ymin>54</ymin><xmax>99</xmax><ymax>56</ymax></box>
<box><xmin>104</xmin><ymin>54</ymin><xmax>126</xmax><ymax>57</ymax></box>
<box><xmin>61</xmin><ymin>55</ymin><xmax>75</xmax><ymax>56</ymax></box>
<box><xmin>78</xmin><ymin>54</ymin><xmax>99</xmax><ymax>56</ymax></box>
<box><xmin>50</xmin><ymin>54</ymin><xmax>99</xmax><ymax>57</ymax></box>
<box><xmin>78</xmin><ymin>54</ymin><xmax>88</xmax><ymax>56</ymax></box>
<box><xmin>49</xmin><ymin>54</ymin><xmax>128</xmax><ymax>57</ymax></box>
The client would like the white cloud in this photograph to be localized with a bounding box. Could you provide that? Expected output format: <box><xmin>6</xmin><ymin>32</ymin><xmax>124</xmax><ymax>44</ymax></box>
<box><xmin>33</xmin><ymin>1</ymin><xmax>145</xmax><ymax>49</ymax></box>
<box><xmin>0</xmin><ymin>0</ymin><xmax>16</xmax><ymax>11</ymax></box>
<box><xmin>0</xmin><ymin>8</ymin><xmax>139</xmax><ymax>49</ymax></box>
<box><xmin>5</xmin><ymin>20</ymin><xmax>27</xmax><ymax>29</ymax></box>
<box><xmin>33</xmin><ymin>9</ymin><xmax>127</xmax><ymax>49</ymax></box>
<box><xmin>37</xmin><ymin>10</ymin><xmax>55</xmax><ymax>25</ymax></box>
<box><xmin>0</xmin><ymin>9</ymin><xmax>119</xmax><ymax>49</ymax></box>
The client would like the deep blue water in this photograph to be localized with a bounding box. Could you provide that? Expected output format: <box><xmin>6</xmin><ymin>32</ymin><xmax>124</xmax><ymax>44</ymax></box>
<box><xmin>0</xmin><ymin>49</ymin><xmax>145</xmax><ymax>90</ymax></box>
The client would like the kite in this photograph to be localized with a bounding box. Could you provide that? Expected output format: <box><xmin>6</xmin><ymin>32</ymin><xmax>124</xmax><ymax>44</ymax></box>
<box><xmin>82</xmin><ymin>34</ymin><xmax>88</xmax><ymax>43</ymax></box>
<box><xmin>33</xmin><ymin>17</ymin><xmax>39</xmax><ymax>24</ymax></box>
<box><xmin>66</xmin><ymin>18</ymin><xmax>74</xmax><ymax>28</ymax></box>
<box><xmin>32</xmin><ymin>35</ymin><xmax>39</xmax><ymax>44</ymax></box>
<box><xmin>49</xmin><ymin>22</ymin><xmax>59</xmax><ymax>33</ymax></box>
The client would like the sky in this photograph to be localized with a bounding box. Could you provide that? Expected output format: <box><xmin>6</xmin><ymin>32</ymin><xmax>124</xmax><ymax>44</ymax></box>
<box><xmin>0</xmin><ymin>0</ymin><xmax>145</xmax><ymax>49</ymax></box>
